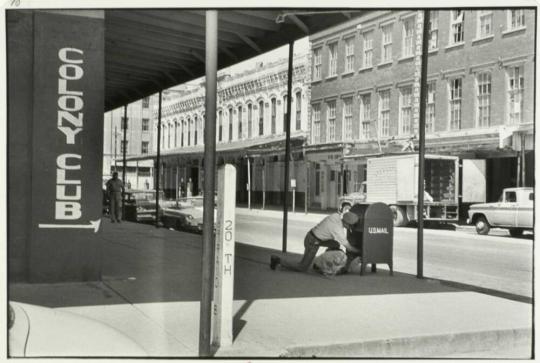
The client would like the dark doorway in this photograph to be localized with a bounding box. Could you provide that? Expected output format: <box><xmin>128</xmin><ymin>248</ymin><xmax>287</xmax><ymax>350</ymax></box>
<box><xmin>190</xmin><ymin>167</ymin><xmax>199</xmax><ymax>196</ymax></box>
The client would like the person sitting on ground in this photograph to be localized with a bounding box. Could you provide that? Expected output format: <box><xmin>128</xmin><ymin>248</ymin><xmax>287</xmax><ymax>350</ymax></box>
<box><xmin>270</xmin><ymin>211</ymin><xmax>360</xmax><ymax>273</ymax></box>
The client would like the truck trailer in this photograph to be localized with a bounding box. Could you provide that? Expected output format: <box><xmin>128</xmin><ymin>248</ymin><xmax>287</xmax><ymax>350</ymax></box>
<box><xmin>339</xmin><ymin>154</ymin><xmax>459</xmax><ymax>227</ymax></box>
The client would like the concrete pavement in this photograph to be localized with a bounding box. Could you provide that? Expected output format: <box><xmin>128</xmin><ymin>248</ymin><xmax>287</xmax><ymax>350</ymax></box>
<box><xmin>9</xmin><ymin>218</ymin><xmax>533</xmax><ymax>358</ymax></box>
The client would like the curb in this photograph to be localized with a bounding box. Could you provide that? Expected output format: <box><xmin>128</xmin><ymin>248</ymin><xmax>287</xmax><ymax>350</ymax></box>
<box><xmin>281</xmin><ymin>328</ymin><xmax>531</xmax><ymax>358</ymax></box>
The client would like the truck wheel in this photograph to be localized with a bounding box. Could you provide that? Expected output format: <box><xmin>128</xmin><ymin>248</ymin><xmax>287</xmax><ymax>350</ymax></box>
<box><xmin>475</xmin><ymin>216</ymin><xmax>490</xmax><ymax>235</ymax></box>
<box><xmin>341</xmin><ymin>204</ymin><xmax>351</xmax><ymax>213</ymax></box>
<box><xmin>390</xmin><ymin>206</ymin><xmax>408</xmax><ymax>227</ymax></box>
<box><xmin>509</xmin><ymin>228</ymin><xmax>523</xmax><ymax>237</ymax></box>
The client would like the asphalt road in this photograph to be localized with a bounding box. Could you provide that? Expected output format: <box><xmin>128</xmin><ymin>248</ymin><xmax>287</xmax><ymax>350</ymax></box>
<box><xmin>235</xmin><ymin>214</ymin><xmax>533</xmax><ymax>299</ymax></box>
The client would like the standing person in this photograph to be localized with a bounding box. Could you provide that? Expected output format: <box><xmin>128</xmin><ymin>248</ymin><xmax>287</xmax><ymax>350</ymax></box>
<box><xmin>270</xmin><ymin>212</ymin><xmax>360</xmax><ymax>272</ymax></box>
<box><xmin>106</xmin><ymin>171</ymin><xmax>124</xmax><ymax>223</ymax></box>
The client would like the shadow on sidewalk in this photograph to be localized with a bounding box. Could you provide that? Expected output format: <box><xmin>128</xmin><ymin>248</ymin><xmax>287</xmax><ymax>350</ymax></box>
<box><xmin>9</xmin><ymin>221</ymin><xmax>528</xmax><ymax>310</ymax></box>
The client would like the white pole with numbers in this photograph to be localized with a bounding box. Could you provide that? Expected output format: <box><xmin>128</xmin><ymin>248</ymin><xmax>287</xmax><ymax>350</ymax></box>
<box><xmin>211</xmin><ymin>163</ymin><xmax>236</xmax><ymax>348</ymax></box>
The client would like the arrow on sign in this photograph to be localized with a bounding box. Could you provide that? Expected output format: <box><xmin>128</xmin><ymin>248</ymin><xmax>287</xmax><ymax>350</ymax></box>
<box><xmin>38</xmin><ymin>219</ymin><xmax>101</xmax><ymax>233</ymax></box>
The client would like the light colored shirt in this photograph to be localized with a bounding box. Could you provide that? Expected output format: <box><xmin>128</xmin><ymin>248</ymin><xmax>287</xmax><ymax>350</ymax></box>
<box><xmin>311</xmin><ymin>213</ymin><xmax>348</xmax><ymax>246</ymax></box>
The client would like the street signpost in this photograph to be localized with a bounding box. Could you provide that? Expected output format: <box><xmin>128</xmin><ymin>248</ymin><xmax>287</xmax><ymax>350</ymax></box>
<box><xmin>212</xmin><ymin>164</ymin><xmax>236</xmax><ymax>348</ymax></box>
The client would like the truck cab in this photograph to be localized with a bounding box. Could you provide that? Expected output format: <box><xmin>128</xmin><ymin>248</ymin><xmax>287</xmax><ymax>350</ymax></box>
<box><xmin>467</xmin><ymin>187</ymin><xmax>534</xmax><ymax>236</ymax></box>
<box><xmin>338</xmin><ymin>181</ymin><xmax>367</xmax><ymax>212</ymax></box>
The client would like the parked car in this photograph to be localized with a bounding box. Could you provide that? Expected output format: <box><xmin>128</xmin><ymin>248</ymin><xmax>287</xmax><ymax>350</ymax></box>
<box><xmin>467</xmin><ymin>187</ymin><xmax>534</xmax><ymax>236</ymax></box>
<box><xmin>124</xmin><ymin>189</ymin><xmax>165</xmax><ymax>223</ymax></box>
<box><xmin>9</xmin><ymin>301</ymin><xmax>146</xmax><ymax>356</ymax></box>
<box><xmin>160</xmin><ymin>199</ymin><xmax>204</xmax><ymax>233</ymax></box>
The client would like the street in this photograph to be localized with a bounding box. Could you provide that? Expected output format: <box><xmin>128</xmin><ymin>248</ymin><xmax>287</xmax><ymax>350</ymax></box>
<box><xmin>235</xmin><ymin>213</ymin><xmax>533</xmax><ymax>299</ymax></box>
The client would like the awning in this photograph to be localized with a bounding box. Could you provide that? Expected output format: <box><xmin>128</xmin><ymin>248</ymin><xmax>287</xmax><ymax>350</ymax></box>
<box><xmin>105</xmin><ymin>9</ymin><xmax>366</xmax><ymax>111</ymax></box>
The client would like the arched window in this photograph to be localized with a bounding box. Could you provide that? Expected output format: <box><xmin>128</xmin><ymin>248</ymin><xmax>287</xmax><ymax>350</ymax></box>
<box><xmin>283</xmin><ymin>94</ymin><xmax>288</xmax><ymax>132</ymax></box>
<box><xmin>181</xmin><ymin>120</ymin><xmax>184</xmax><ymax>147</ymax></box>
<box><xmin>247</xmin><ymin>104</ymin><xmax>253</xmax><ymax>138</ymax></box>
<box><xmin>194</xmin><ymin>115</ymin><xmax>198</xmax><ymax>145</ymax></box>
<box><xmin>218</xmin><ymin>110</ymin><xmax>223</xmax><ymax>141</ymax></box>
<box><xmin>238</xmin><ymin>105</ymin><xmax>243</xmax><ymax>139</ymax></box>
<box><xmin>174</xmin><ymin>120</ymin><xmax>178</xmax><ymax>147</ymax></box>
<box><xmin>187</xmin><ymin>117</ymin><xmax>191</xmax><ymax>146</ymax></box>
<box><xmin>258</xmin><ymin>100</ymin><xmax>264</xmax><ymax>136</ymax></box>
<box><xmin>271</xmin><ymin>98</ymin><xmax>276</xmax><ymax>134</ymax></box>
<box><xmin>295</xmin><ymin>91</ymin><xmax>302</xmax><ymax>130</ymax></box>
<box><xmin>228</xmin><ymin>107</ymin><xmax>233</xmax><ymax>141</ymax></box>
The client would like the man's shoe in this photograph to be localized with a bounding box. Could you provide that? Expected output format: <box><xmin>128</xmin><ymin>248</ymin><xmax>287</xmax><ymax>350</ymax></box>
<box><xmin>270</xmin><ymin>256</ymin><xmax>280</xmax><ymax>270</ymax></box>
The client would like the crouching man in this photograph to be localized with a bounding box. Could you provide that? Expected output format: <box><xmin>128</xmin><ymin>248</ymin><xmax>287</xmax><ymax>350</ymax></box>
<box><xmin>270</xmin><ymin>212</ymin><xmax>360</xmax><ymax>273</ymax></box>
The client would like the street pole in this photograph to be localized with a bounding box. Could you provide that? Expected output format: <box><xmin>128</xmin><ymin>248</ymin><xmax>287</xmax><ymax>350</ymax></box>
<box><xmin>282</xmin><ymin>41</ymin><xmax>294</xmax><ymax>253</ymax></box>
<box><xmin>247</xmin><ymin>156</ymin><xmax>251</xmax><ymax>209</ymax></box>
<box><xmin>122</xmin><ymin>105</ymin><xmax>127</xmax><ymax>219</ymax></box>
<box><xmin>156</xmin><ymin>91</ymin><xmax>162</xmax><ymax>228</ymax></box>
<box><xmin>114</xmin><ymin>126</ymin><xmax>118</xmax><ymax>172</ymax></box>
<box><xmin>417</xmin><ymin>10</ymin><xmax>430</xmax><ymax>279</ymax></box>
<box><xmin>200</xmin><ymin>9</ymin><xmax>218</xmax><ymax>357</ymax></box>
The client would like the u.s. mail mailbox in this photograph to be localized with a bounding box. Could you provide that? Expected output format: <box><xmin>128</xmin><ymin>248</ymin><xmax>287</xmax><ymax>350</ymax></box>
<box><xmin>349</xmin><ymin>202</ymin><xmax>394</xmax><ymax>275</ymax></box>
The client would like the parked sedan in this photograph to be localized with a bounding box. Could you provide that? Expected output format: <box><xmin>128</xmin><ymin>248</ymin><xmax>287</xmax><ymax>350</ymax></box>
<box><xmin>160</xmin><ymin>203</ymin><xmax>204</xmax><ymax>233</ymax></box>
<box><xmin>124</xmin><ymin>189</ymin><xmax>165</xmax><ymax>223</ymax></box>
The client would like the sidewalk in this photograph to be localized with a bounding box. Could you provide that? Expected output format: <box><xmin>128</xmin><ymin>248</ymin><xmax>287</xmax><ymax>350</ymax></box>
<box><xmin>9</xmin><ymin>220</ymin><xmax>532</xmax><ymax>358</ymax></box>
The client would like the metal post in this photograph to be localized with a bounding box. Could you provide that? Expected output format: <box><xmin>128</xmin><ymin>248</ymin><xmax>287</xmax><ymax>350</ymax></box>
<box><xmin>521</xmin><ymin>135</ymin><xmax>526</xmax><ymax>186</ymax></box>
<box><xmin>305</xmin><ymin>161</ymin><xmax>309</xmax><ymax>214</ymax></box>
<box><xmin>417</xmin><ymin>10</ymin><xmax>430</xmax><ymax>279</ymax></box>
<box><xmin>114</xmin><ymin>126</ymin><xmax>118</xmax><ymax>172</ymax></box>
<box><xmin>282</xmin><ymin>41</ymin><xmax>294</xmax><ymax>253</ymax></box>
<box><xmin>200</xmin><ymin>9</ymin><xmax>218</xmax><ymax>357</ymax></box>
<box><xmin>136</xmin><ymin>160</ymin><xmax>139</xmax><ymax>189</ymax></box>
<box><xmin>517</xmin><ymin>151</ymin><xmax>522</xmax><ymax>187</ymax></box>
<box><xmin>176</xmin><ymin>165</ymin><xmax>179</xmax><ymax>206</ymax></box>
<box><xmin>122</xmin><ymin>105</ymin><xmax>127</xmax><ymax>219</ymax></box>
<box><xmin>262</xmin><ymin>160</ymin><xmax>266</xmax><ymax>210</ymax></box>
<box><xmin>247</xmin><ymin>156</ymin><xmax>251</xmax><ymax>209</ymax></box>
<box><xmin>156</xmin><ymin>91</ymin><xmax>162</xmax><ymax>228</ymax></box>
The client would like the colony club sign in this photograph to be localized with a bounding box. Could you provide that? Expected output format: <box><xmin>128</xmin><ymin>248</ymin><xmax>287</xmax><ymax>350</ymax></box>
<box><xmin>38</xmin><ymin>47</ymin><xmax>100</xmax><ymax>232</ymax></box>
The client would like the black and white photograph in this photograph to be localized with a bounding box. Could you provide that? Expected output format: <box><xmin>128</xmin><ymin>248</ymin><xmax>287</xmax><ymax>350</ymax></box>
<box><xmin>3</xmin><ymin>1</ymin><xmax>536</xmax><ymax>359</ymax></box>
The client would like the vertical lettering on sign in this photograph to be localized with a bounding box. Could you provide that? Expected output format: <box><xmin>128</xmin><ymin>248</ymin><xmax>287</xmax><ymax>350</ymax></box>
<box><xmin>211</xmin><ymin>164</ymin><xmax>236</xmax><ymax>348</ymax></box>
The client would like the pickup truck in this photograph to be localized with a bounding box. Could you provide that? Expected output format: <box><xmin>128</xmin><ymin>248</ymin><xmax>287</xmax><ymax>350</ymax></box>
<box><xmin>467</xmin><ymin>187</ymin><xmax>534</xmax><ymax>236</ymax></box>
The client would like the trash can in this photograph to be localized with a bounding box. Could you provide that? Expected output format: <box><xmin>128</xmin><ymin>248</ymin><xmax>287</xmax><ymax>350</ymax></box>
<box><xmin>349</xmin><ymin>202</ymin><xmax>394</xmax><ymax>275</ymax></box>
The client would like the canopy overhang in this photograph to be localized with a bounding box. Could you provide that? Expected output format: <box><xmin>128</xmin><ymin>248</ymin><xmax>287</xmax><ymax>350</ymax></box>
<box><xmin>105</xmin><ymin>9</ymin><xmax>365</xmax><ymax>111</ymax></box>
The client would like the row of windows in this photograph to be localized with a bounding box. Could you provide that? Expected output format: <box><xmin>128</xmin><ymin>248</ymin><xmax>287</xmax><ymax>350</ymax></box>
<box><xmin>118</xmin><ymin>141</ymin><xmax>150</xmax><ymax>155</ymax></box>
<box><xmin>311</xmin><ymin>65</ymin><xmax>525</xmax><ymax>142</ymax></box>
<box><xmin>312</xmin><ymin>9</ymin><xmax>527</xmax><ymax>79</ymax></box>
<box><xmin>120</xmin><ymin>117</ymin><xmax>150</xmax><ymax>131</ymax></box>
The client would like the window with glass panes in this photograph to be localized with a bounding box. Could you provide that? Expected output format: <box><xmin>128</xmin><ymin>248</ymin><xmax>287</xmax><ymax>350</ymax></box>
<box><xmin>271</xmin><ymin>98</ymin><xmax>276</xmax><ymax>134</ymax></box>
<box><xmin>228</xmin><ymin>107</ymin><xmax>233</xmax><ymax>141</ymax></box>
<box><xmin>328</xmin><ymin>43</ymin><xmax>337</xmax><ymax>77</ymax></box>
<box><xmin>508</xmin><ymin>9</ymin><xmax>525</xmax><ymax>30</ymax></box>
<box><xmin>142</xmin><ymin>118</ymin><xmax>149</xmax><ymax>131</ymax></box>
<box><xmin>142</xmin><ymin>97</ymin><xmax>149</xmax><ymax>108</ymax></box>
<box><xmin>141</xmin><ymin>141</ymin><xmax>149</xmax><ymax>154</ymax></box>
<box><xmin>174</xmin><ymin>121</ymin><xmax>178</xmax><ymax>147</ymax></box>
<box><xmin>344</xmin><ymin>37</ymin><xmax>355</xmax><ymax>73</ymax></box>
<box><xmin>429</xmin><ymin>11</ymin><xmax>439</xmax><ymax>50</ymax></box>
<box><xmin>283</xmin><ymin>95</ymin><xmax>288</xmax><ymax>132</ymax></box>
<box><xmin>247</xmin><ymin>104</ymin><xmax>252</xmax><ymax>138</ymax></box>
<box><xmin>426</xmin><ymin>82</ymin><xmax>436</xmax><ymax>133</ymax></box>
<box><xmin>477</xmin><ymin>72</ymin><xmax>491</xmax><ymax>127</ymax></box>
<box><xmin>167</xmin><ymin>124</ymin><xmax>171</xmax><ymax>148</ymax></box>
<box><xmin>161</xmin><ymin>125</ymin><xmax>165</xmax><ymax>146</ymax></box>
<box><xmin>360</xmin><ymin>94</ymin><xmax>371</xmax><ymax>139</ymax></box>
<box><xmin>507</xmin><ymin>66</ymin><xmax>524</xmax><ymax>124</ymax></box>
<box><xmin>295</xmin><ymin>92</ymin><xmax>301</xmax><ymax>130</ymax></box>
<box><xmin>450</xmin><ymin>10</ymin><xmax>465</xmax><ymax>44</ymax></box>
<box><xmin>313</xmin><ymin>48</ymin><xmax>322</xmax><ymax>80</ymax></box>
<box><xmin>238</xmin><ymin>106</ymin><xmax>242</xmax><ymax>139</ymax></box>
<box><xmin>194</xmin><ymin>116</ymin><xmax>198</xmax><ymax>145</ymax></box>
<box><xmin>363</xmin><ymin>31</ymin><xmax>373</xmax><ymax>68</ymax></box>
<box><xmin>327</xmin><ymin>101</ymin><xmax>336</xmax><ymax>141</ymax></box>
<box><xmin>378</xmin><ymin>90</ymin><xmax>390</xmax><ymax>137</ymax></box>
<box><xmin>399</xmin><ymin>87</ymin><xmax>412</xmax><ymax>135</ymax></box>
<box><xmin>258</xmin><ymin>101</ymin><xmax>264</xmax><ymax>135</ymax></box>
<box><xmin>381</xmin><ymin>24</ymin><xmax>393</xmax><ymax>63</ymax></box>
<box><xmin>312</xmin><ymin>104</ymin><xmax>321</xmax><ymax>143</ymax></box>
<box><xmin>218</xmin><ymin>111</ymin><xmax>223</xmax><ymax>141</ymax></box>
<box><xmin>449</xmin><ymin>78</ymin><xmax>462</xmax><ymax>130</ymax></box>
<box><xmin>187</xmin><ymin>118</ymin><xmax>191</xmax><ymax>146</ymax></box>
<box><xmin>477</xmin><ymin>10</ymin><xmax>493</xmax><ymax>38</ymax></box>
<box><xmin>343</xmin><ymin>98</ymin><xmax>353</xmax><ymax>140</ymax></box>
<box><xmin>402</xmin><ymin>18</ymin><xmax>414</xmax><ymax>57</ymax></box>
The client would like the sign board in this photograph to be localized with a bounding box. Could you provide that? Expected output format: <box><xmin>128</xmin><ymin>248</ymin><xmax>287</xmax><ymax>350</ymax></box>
<box><xmin>291</xmin><ymin>179</ymin><xmax>296</xmax><ymax>188</ymax></box>
<box><xmin>212</xmin><ymin>164</ymin><xmax>236</xmax><ymax>348</ymax></box>
<box><xmin>29</xmin><ymin>12</ymin><xmax>104</xmax><ymax>282</ymax></box>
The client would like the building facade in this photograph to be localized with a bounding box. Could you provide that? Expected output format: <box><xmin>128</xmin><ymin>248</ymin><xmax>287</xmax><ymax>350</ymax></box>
<box><xmin>308</xmin><ymin>9</ymin><xmax>535</xmax><ymax>213</ymax></box>
<box><xmin>103</xmin><ymin>95</ymin><xmax>163</xmax><ymax>190</ymax></box>
<box><xmin>148</xmin><ymin>55</ymin><xmax>311</xmax><ymax>207</ymax></box>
